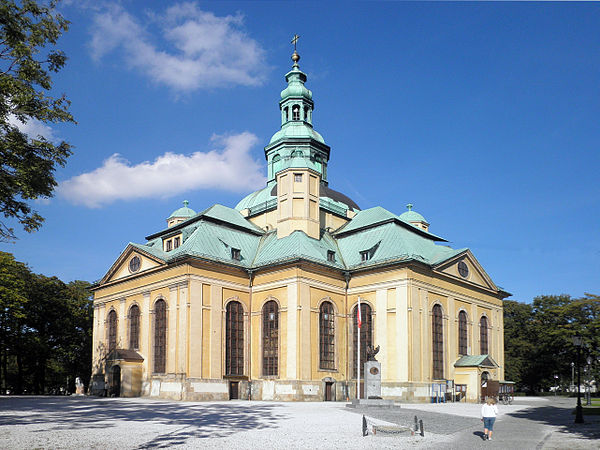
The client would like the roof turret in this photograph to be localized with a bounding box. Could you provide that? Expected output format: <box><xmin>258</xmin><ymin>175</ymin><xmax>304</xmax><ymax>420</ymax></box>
<box><xmin>167</xmin><ymin>200</ymin><xmax>196</xmax><ymax>227</ymax></box>
<box><xmin>399</xmin><ymin>203</ymin><xmax>430</xmax><ymax>231</ymax></box>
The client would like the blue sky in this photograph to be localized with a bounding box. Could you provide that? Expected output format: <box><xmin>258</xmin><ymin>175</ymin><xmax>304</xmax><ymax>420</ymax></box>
<box><xmin>3</xmin><ymin>1</ymin><xmax>599</xmax><ymax>303</ymax></box>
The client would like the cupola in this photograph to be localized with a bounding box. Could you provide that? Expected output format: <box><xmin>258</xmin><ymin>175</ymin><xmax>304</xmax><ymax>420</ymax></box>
<box><xmin>399</xmin><ymin>203</ymin><xmax>430</xmax><ymax>231</ymax></box>
<box><xmin>167</xmin><ymin>200</ymin><xmax>196</xmax><ymax>228</ymax></box>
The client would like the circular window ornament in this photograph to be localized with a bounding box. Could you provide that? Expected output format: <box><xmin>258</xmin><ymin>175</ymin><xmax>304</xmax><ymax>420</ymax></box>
<box><xmin>129</xmin><ymin>255</ymin><xmax>141</xmax><ymax>273</ymax></box>
<box><xmin>369</xmin><ymin>366</ymin><xmax>379</xmax><ymax>375</ymax></box>
<box><xmin>458</xmin><ymin>261</ymin><xmax>469</xmax><ymax>278</ymax></box>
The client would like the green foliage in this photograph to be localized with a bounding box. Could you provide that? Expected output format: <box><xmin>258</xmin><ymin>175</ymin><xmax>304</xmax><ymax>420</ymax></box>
<box><xmin>0</xmin><ymin>251</ymin><xmax>92</xmax><ymax>394</ymax></box>
<box><xmin>504</xmin><ymin>294</ymin><xmax>600</xmax><ymax>393</ymax></box>
<box><xmin>0</xmin><ymin>0</ymin><xmax>74</xmax><ymax>242</ymax></box>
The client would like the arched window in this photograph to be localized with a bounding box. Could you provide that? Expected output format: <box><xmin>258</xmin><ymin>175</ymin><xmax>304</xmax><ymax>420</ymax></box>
<box><xmin>458</xmin><ymin>310</ymin><xmax>468</xmax><ymax>356</ymax></box>
<box><xmin>108</xmin><ymin>310</ymin><xmax>117</xmax><ymax>352</ymax></box>
<box><xmin>226</xmin><ymin>301</ymin><xmax>244</xmax><ymax>376</ymax></box>
<box><xmin>284</xmin><ymin>106</ymin><xmax>289</xmax><ymax>121</ymax></box>
<box><xmin>480</xmin><ymin>316</ymin><xmax>489</xmax><ymax>355</ymax></box>
<box><xmin>303</xmin><ymin>106</ymin><xmax>309</xmax><ymax>121</ymax></box>
<box><xmin>129</xmin><ymin>305</ymin><xmax>140</xmax><ymax>350</ymax></box>
<box><xmin>272</xmin><ymin>154</ymin><xmax>281</xmax><ymax>178</ymax></box>
<box><xmin>154</xmin><ymin>300</ymin><xmax>166</xmax><ymax>373</ymax></box>
<box><xmin>352</xmin><ymin>303</ymin><xmax>372</xmax><ymax>378</ymax></box>
<box><xmin>432</xmin><ymin>304</ymin><xmax>444</xmax><ymax>380</ymax></box>
<box><xmin>292</xmin><ymin>104</ymin><xmax>300</xmax><ymax>121</ymax></box>
<box><xmin>262</xmin><ymin>300</ymin><xmax>278</xmax><ymax>376</ymax></box>
<box><xmin>319</xmin><ymin>301</ymin><xmax>335</xmax><ymax>370</ymax></box>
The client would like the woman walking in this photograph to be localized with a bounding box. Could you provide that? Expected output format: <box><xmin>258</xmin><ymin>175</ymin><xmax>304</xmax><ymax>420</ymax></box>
<box><xmin>481</xmin><ymin>397</ymin><xmax>498</xmax><ymax>441</ymax></box>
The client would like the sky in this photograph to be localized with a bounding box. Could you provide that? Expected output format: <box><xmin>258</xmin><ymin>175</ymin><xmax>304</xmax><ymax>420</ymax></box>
<box><xmin>2</xmin><ymin>1</ymin><xmax>599</xmax><ymax>303</ymax></box>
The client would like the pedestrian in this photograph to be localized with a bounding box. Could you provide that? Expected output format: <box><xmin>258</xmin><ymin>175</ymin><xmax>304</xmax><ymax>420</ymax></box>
<box><xmin>481</xmin><ymin>397</ymin><xmax>498</xmax><ymax>441</ymax></box>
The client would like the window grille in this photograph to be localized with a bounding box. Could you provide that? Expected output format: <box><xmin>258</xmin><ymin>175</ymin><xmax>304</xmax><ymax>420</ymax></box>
<box><xmin>262</xmin><ymin>301</ymin><xmax>279</xmax><ymax>376</ymax></box>
<box><xmin>174</xmin><ymin>237</ymin><xmax>180</xmax><ymax>248</ymax></box>
<box><xmin>108</xmin><ymin>310</ymin><xmax>117</xmax><ymax>352</ymax></box>
<box><xmin>480</xmin><ymin>316</ymin><xmax>489</xmax><ymax>355</ymax></box>
<box><xmin>432</xmin><ymin>304</ymin><xmax>444</xmax><ymax>379</ymax></box>
<box><xmin>352</xmin><ymin>303</ymin><xmax>372</xmax><ymax>378</ymax></box>
<box><xmin>294</xmin><ymin>173</ymin><xmax>302</xmax><ymax>182</ymax></box>
<box><xmin>458</xmin><ymin>311</ymin><xmax>468</xmax><ymax>355</ymax></box>
<box><xmin>226</xmin><ymin>301</ymin><xmax>244</xmax><ymax>376</ymax></box>
<box><xmin>292</xmin><ymin>105</ymin><xmax>300</xmax><ymax>121</ymax></box>
<box><xmin>319</xmin><ymin>302</ymin><xmax>335</xmax><ymax>370</ymax></box>
<box><xmin>154</xmin><ymin>300</ymin><xmax>166</xmax><ymax>373</ymax></box>
<box><xmin>166</xmin><ymin>240</ymin><xmax>172</xmax><ymax>251</ymax></box>
<box><xmin>129</xmin><ymin>305</ymin><xmax>140</xmax><ymax>350</ymax></box>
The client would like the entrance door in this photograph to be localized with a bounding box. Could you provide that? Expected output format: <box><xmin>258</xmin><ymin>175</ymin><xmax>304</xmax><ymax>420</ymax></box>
<box><xmin>109</xmin><ymin>365</ymin><xmax>121</xmax><ymax>397</ymax></box>
<box><xmin>480</xmin><ymin>371</ymin><xmax>490</xmax><ymax>402</ymax></box>
<box><xmin>229</xmin><ymin>381</ymin><xmax>239</xmax><ymax>400</ymax></box>
<box><xmin>325</xmin><ymin>382</ymin><xmax>334</xmax><ymax>401</ymax></box>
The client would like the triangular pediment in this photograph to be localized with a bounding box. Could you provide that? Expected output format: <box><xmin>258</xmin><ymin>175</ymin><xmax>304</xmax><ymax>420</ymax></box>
<box><xmin>100</xmin><ymin>244</ymin><xmax>165</xmax><ymax>285</ymax></box>
<box><xmin>433</xmin><ymin>249</ymin><xmax>498</xmax><ymax>292</ymax></box>
<box><xmin>454</xmin><ymin>354</ymin><xmax>499</xmax><ymax>368</ymax></box>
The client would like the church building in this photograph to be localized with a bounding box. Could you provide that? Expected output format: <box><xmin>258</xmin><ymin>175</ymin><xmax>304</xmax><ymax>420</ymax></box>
<box><xmin>91</xmin><ymin>45</ymin><xmax>510</xmax><ymax>403</ymax></box>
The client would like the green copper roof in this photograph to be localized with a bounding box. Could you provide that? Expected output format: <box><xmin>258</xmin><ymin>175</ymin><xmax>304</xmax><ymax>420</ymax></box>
<box><xmin>280</xmin><ymin>66</ymin><xmax>313</xmax><ymax>101</ymax></box>
<box><xmin>454</xmin><ymin>355</ymin><xmax>499</xmax><ymax>368</ymax></box>
<box><xmin>168</xmin><ymin>200</ymin><xmax>196</xmax><ymax>219</ymax></box>
<box><xmin>269</xmin><ymin>122</ymin><xmax>325</xmax><ymax>145</ymax></box>
<box><xmin>399</xmin><ymin>203</ymin><xmax>428</xmax><ymax>224</ymax></box>
<box><xmin>235</xmin><ymin>183</ymin><xmax>276</xmax><ymax>211</ymax></box>
<box><xmin>335</xmin><ymin>206</ymin><xmax>446</xmax><ymax>241</ymax></box>
<box><xmin>252</xmin><ymin>230</ymin><xmax>344</xmax><ymax>269</ymax></box>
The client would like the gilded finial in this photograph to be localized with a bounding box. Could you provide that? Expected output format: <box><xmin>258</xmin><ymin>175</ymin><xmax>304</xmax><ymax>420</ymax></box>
<box><xmin>291</xmin><ymin>34</ymin><xmax>300</xmax><ymax>66</ymax></box>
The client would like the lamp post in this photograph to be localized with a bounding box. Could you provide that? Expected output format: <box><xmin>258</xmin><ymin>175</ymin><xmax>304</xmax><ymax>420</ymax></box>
<box><xmin>573</xmin><ymin>335</ymin><xmax>584</xmax><ymax>424</ymax></box>
<box><xmin>571</xmin><ymin>362</ymin><xmax>575</xmax><ymax>392</ymax></box>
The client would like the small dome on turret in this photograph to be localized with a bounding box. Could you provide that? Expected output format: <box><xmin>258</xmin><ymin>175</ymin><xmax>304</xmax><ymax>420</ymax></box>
<box><xmin>399</xmin><ymin>203</ymin><xmax>430</xmax><ymax>232</ymax></box>
<box><xmin>167</xmin><ymin>200</ymin><xmax>196</xmax><ymax>227</ymax></box>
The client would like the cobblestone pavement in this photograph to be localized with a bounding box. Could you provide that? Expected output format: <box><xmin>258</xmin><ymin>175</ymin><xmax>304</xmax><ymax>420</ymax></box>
<box><xmin>0</xmin><ymin>395</ymin><xmax>597</xmax><ymax>449</ymax></box>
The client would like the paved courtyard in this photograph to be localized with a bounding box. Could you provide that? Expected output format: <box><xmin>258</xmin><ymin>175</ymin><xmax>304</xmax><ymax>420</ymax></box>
<box><xmin>0</xmin><ymin>395</ymin><xmax>597</xmax><ymax>449</ymax></box>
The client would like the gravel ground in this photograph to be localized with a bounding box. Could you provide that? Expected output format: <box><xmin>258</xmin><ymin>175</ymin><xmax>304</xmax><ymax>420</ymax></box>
<box><xmin>0</xmin><ymin>395</ymin><xmax>597</xmax><ymax>449</ymax></box>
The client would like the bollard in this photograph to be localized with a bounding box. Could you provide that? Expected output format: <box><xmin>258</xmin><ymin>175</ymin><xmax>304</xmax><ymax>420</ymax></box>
<box><xmin>414</xmin><ymin>415</ymin><xmax>419</xmax><ymax>432</ymax></box>
<box><xmin>419</xmin><ymin>419</ymin><xmax>424</xmax><ymax>437</ymax></box>
<box><xmin>362</xmin><ymin>415</ymin><xmax>368</xmax><ymax>436</ymax></box>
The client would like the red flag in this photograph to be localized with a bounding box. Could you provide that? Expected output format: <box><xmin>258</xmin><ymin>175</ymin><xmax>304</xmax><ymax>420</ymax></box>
<box><xmin>357</xmin><ymin>303</ymin><xmax>362</xmax><ymax>329</ymax></box>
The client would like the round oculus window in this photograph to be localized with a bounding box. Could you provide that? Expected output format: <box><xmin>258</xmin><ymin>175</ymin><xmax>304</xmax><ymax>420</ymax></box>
<box><xmin>370</xmin><ymin>367</ymin><xmax>379</xmax><ymax>375</ymax></box>
<box><xmin>458</xmin><ymin>261</ymin><xmax>469</xmax><ymax>278</ymax></box>
<box><xmin>129</xmin><ymin>255</ymin><xmax>141</xmax><ymax>273</ymax></box>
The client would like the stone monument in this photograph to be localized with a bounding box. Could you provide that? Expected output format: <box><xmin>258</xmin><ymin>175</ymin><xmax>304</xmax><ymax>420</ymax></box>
<box><xmin>364</xmin><ymin>345</ymin><xmax>382</xmax><ymax>399</ymax></box>
<box><xmin>347</xmin><ymin>344</ymin><xmax>396</xmax><ymax>408</ymax></box>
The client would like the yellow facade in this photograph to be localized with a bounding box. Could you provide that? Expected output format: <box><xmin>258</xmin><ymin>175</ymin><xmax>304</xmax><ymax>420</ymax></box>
<box><xmin>91</xmin><ymin>50</ymin><xmax>509</xmax><ymax>403</ymax></box>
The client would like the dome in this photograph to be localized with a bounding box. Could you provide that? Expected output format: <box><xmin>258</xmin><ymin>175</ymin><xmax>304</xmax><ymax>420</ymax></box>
<box><xmin>399</xmin><ymin>204</ymin><xmax>428</xmax><ymax>225</ymax></box>
<box><xmin>168</xmin><ymin>200</ymin><xmax>196</xmax><ymax>219</ymax></box>
<box><xmin>235</xmin><ymin>185</ymin><xmax>275</xmax><ymax>211</ymax></box>
<box><xmin>235</xmin><ymin>183</ymin><xmax>359</xmax><ymax>213</ymax></box>
<box><xmin>280</xmin><ymin>81</ymin><xmax>312</xmax><ymax>101</ymax></box>
<box><xmin>269</xmin><ymin>122</ymin><xmax>325</xmax><ymax>145</ymax></box>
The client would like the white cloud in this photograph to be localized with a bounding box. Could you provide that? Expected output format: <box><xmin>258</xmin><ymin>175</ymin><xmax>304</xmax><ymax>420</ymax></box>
<box><xmin>89</xmin><ymin>2</ymin><xmax>267</xmax><ymax>91</ymax></box>
<box><xmin>58</xmin><ymin>132</ymin><xmax>266</xmax><ymax>208</ymax></box>
<box><xmin>7</xmin><ymin>115</ymin><xmax>56</xmax><ymax>141</ymax></box>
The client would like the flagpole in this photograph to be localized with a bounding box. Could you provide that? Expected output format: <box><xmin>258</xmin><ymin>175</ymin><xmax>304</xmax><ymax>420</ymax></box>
<box><xmin>357</xmin><ymin>297</ymin><xmax>361</xmax><ymax>400</ymax></box>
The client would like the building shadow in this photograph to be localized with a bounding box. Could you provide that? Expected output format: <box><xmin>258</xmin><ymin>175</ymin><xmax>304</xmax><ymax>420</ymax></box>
<box><xmin>0</xmin><ymin>396</ymin><xmax>286</xmax><ymax>447</ymax></box>
<box><xmin>506</xmin><ymin>402</ymin><xmax>600</xmax><ymax>441</ymax></box>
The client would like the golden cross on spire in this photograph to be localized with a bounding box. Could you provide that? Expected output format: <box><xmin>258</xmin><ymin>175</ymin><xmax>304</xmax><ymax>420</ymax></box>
<box><xmin>291</xmin><ymin>34</ymin><xmax>300</xmax><ymax>51</ymax></box>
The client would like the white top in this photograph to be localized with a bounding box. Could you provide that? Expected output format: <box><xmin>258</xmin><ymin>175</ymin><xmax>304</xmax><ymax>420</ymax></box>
<box><xmin>481</xmin><ymin>403</ymin><xmax>498</xmax><ymax>418</ymax></box>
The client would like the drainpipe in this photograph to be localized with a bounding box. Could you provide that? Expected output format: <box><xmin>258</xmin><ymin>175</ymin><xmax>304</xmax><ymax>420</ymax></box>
<box><xmin>247</xmin><ymin>269</ymin><xmax>254</xmax><ymax>400</ymax></box>
<box><xmin>344</xmin><ymin>271</ymin><xmax>351</xmax><ymax>401</ymax></box>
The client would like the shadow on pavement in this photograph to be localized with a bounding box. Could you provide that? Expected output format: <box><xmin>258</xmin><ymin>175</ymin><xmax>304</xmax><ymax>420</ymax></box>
<box><xmin>506</xmin><ymin>402</ymin><xmax>600</xmax><ymax>442</ymax></box>
<box><xmin>0</xmin><ymin>396</ymin><xmax>285</xmax><ymax>448</ymax></box>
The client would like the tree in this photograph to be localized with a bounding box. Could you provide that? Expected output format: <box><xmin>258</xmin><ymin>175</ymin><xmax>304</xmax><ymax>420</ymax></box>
<box><xmin>0</xmin><ymin>0</ymin><xmax>74</xmax><ymax>242</ymax></box>
<box><xmin>0</xmin><ymin>251</ymin><xmax>29</xmax><ymax>393</ymax></box>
